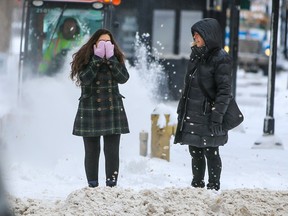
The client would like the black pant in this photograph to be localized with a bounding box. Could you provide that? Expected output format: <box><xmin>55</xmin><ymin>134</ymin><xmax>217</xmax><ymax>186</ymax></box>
<box><xmin>83</xmin><ymin>134</ymin><xmax>120</xmax><ymax>187</ymax></box>
<box><xmin>188</xmin><ymin>146</ymin><xmax>222</xmax><ymax>186</ymax></box>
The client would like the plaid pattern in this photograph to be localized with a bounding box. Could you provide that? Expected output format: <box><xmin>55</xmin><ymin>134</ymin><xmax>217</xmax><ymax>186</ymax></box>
<box><xmin>73</xmin><ymin>56</ymin><xmax>130</xmax><ymax>137</ymax></box>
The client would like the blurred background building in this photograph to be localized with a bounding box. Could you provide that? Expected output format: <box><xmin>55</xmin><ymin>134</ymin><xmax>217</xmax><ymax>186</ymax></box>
<box><xmin>0</xmin><ymin>0</ymin><xmax>284</xmax><ymax>101</ymax></box>
<box><xmin>112</xmin><ymin>0</ymin><xmax>274</xmax><ymax>99</ymax></box>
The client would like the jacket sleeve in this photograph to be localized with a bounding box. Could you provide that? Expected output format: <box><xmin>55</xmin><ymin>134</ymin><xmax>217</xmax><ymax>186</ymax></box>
<box><xmin>210</xmin><ymin>60</ymin><xmax>233</xmax><ymax>123</ymax></box>
<box><xmin>79</xmin><ymin>56</ymin><xmax>103</xmax><ymax>85</ymax></box>
<box><xmin>106</xmin><ymin>56</ymin><xmax>130</xmax><ymax>84</ymax></box>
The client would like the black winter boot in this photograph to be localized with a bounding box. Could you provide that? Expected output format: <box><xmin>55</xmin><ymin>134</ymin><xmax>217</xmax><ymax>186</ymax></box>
<box><xmin>207</xmin><ymin>182</ymin><xmax>220</xmax><ymax>191</ymax></box>
<box><xmin>191</xmin><ymin>180</ymin><xmax>205</xmax><ymax>188</ymax></box>
<box><xmin>106</xmin><ymin>179</ymin><xmax>117</xmax><ymax>187</ymax></box>
<box><xmin>88</xmin><ymin>180</ymin><xmax>99</xmax><ymax>188</ymax></box>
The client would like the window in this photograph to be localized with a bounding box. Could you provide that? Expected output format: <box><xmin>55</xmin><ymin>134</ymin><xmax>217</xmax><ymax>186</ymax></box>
<box><xmin>152</xmin><ymin>10</ymin><xmax>175</xmax><ymax>56</ymax></box>
<box><xmin>179</xmin><ymin>10</ymin><xmax>202</xmax><ymax>56</ymax></box>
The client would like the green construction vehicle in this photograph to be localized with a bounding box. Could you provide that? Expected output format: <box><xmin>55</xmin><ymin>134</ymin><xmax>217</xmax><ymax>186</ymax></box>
<box><xmin>18</xmin><ymin>0</ymin><xmax>121</xmax><ymax>80</ymax></box>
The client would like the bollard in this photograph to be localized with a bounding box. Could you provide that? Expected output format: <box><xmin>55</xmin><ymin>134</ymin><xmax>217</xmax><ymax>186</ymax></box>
<box><xmin>139</xmin><ymin>130</ymin><xmax>148</xmax><ymax>156</ymax></box>
<box><xmin>151</xmin><ymin>114</ymin><xmax>175</xmax><ymax>162</ymax></box>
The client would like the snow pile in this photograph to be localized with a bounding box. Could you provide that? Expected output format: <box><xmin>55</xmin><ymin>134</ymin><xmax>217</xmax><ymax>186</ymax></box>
<box><xmin>9</xmin><ymin>187</ymin><xmax>288</xmax><ymax>216</ymax></box>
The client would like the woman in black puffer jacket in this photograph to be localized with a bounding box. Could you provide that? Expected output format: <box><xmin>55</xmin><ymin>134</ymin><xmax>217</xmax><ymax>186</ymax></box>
<box><xmin>174</xmin><ymin>18</ymin><xmax>233</xmax><ymax>191</ymax></box>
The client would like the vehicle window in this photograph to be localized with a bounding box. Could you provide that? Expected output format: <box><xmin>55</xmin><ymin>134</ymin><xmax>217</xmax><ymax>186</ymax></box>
<box><xmin>26</xmin><ymin>6</ymin><xmax>103</xmax><ymax>75</ymax></box>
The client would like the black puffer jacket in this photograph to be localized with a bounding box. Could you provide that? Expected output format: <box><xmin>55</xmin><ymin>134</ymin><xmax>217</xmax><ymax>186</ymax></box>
<box><xmin>174</xmin><ymin>18</ymin><xmax>233</xmax><ymax>147</ymax></box>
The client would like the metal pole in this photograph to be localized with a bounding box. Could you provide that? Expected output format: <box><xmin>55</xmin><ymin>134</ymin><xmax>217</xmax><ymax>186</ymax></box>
<box><xmin>173</xmin><ymin>9</ymin><xmax>180</xmax><ymax>55</ymax></box>
<box><xmin>263</xmin><ymin>0</ymin><xmax>279</xmax><ymax>135</ymax></box>
<box><xmin>229</xmin><ymin>0</ymin><xmax>240</xmax><ymax>98</ymax></box>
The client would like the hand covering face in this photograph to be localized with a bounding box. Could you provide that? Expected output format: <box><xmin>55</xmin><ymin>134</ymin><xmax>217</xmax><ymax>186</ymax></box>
<box><xmin>105</xmin><ymin>41</ymin><xmax>114</xmax><ymax>59</ymax></box>
<box><xmin>93</xmin><ymin>40</ymin><xmax>105</xmax><ymax>58</ymax></box>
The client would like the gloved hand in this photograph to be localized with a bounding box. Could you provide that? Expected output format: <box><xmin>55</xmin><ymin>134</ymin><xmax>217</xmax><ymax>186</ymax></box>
<box><xmin>105</xmin><ymin>41</ymin><xmax>114</xmax><ymax>59</ymax></box>
<box><xmin>94</xmin><ymin>40</ymin><xmax>105</xmax><ymax>58</ymax></box>
<box><xmin>210</xmin><ymin>121</ymin><xmax>223</xmax><ymax>135</ymax></box>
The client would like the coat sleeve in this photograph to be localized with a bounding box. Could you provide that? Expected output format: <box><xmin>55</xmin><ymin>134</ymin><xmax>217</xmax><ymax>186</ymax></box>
<box><xmin>106</xmin><ymin>56</ymin><xmax>130</xmax><ymax>84</ymax></box>
<box><xmin>79</xmin><ymin>56</ymin><xmax>103</xmax><ymax>85</ymax></box>
<box><xmin>210</xmin><ymin>60</ymin><xmax>233</xmax><ymax>123</ymax></box>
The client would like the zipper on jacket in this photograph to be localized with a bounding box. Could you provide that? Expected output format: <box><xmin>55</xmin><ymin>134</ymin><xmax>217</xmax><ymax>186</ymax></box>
<box><xmin>179</xmin><ymin>68</ymin><xmax>198</xmax><ymax>131</ymax></box>
<box><xmin>203</xmin><ymin>97</ymin><xmax>208</xmax><ymax>115</ymax></box>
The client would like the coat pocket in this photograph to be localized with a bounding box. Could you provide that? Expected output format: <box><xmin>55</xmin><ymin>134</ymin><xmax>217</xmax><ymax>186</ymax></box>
<box><xmin>182</xmin><ymin>121</ymin><xmax>211</xmax><ymax>136</ymax></box>
<box><xmin>183</xmin><ymin>111</ymin><xmax>211</xmax><ymax>135</ymax></box>
<box><xmin>185</xmin><ymin>110</ymin><xmax>210</xmax><ymax>124</ymax></box>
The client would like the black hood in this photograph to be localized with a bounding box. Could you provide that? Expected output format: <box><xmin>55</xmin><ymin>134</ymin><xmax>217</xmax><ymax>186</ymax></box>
<box><xmin>191</xmin><ymin>18</ymin><xmax>223</xmax><ymax>51</ymax></box>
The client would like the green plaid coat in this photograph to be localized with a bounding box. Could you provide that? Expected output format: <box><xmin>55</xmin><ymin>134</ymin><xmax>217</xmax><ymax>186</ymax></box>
<box><xmin>72</xmin><ymin>55</ymin><xmax>130</xmax><ymax>137</ymax></box>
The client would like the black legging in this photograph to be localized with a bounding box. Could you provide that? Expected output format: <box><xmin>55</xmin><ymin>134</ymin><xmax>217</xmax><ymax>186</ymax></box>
<box><xmin>83</xmin><ymin>134</ymin><xmax>120</xmax><ymax>186</ymax></box>
<box><xmin>188</xmin><ymin>146</ymin><xmax>222</xmax><ymax>185</ymax></box>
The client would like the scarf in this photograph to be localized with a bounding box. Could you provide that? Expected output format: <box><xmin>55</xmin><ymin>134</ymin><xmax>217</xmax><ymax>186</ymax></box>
<box><xmin>190</xmin><ymin>45</ymin><xmax>209</xmax><ymax>62</ymax></box>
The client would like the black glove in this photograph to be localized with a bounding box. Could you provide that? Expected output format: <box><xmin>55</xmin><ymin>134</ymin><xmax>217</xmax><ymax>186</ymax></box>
<box><xmin>210</xmin><ymin>121</ymin><xmax>223</xmax><ymax>135</ymax></box>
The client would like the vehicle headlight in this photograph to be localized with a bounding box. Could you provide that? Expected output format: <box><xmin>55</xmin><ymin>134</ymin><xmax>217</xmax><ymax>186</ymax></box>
<box><xmin>32</xmin><ymin>0</ymin><xmax>43</xmax><ymax>7</ymax></box>
<box><xmin>92</xmin><ymin>2</ymin><xmax>104</xmax><ymax>9</ymax></box>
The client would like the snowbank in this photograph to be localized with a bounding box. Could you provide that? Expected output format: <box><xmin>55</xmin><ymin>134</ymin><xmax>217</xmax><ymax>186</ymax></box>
<box><xmin>9</xmin><ymin>187</ymin><xmax>288</xmax><ymax>216</ymax></box>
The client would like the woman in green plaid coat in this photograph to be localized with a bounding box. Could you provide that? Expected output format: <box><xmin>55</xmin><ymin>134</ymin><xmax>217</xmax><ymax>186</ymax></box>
<box><xmin>70</xmin><ymin>29</ymin><xmax>129</xmax><ymax>188</ymax></box>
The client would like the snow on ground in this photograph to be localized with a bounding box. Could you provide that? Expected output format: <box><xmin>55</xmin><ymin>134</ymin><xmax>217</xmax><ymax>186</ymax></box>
<box><xmin>9</xmin><ymin>188</ymin><xmax>288</xmax><ymax>216</ymax></box>
<box><xmin>0</xmin><ymin>37</ymin><xmax>288</xmax><ymax>215</ymax></box>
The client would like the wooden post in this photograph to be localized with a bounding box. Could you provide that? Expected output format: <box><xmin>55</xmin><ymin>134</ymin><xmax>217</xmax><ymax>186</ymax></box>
<box><xmin>151</xmin><ymin>114</ymin><xmax>175</xmax><ymax>162</ymax></box>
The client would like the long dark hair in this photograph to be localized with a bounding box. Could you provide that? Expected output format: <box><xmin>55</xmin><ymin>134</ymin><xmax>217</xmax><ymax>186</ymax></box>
<box><xmin>70</xmin><ymin>29</ymin><xmax>125</xmax><ymax>85</ymax></box>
